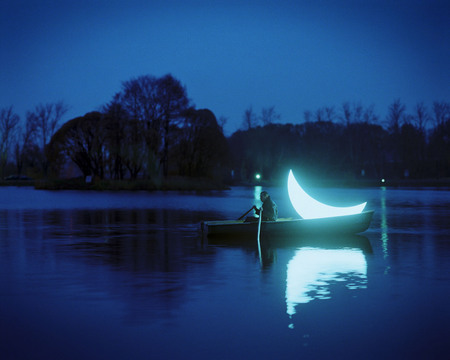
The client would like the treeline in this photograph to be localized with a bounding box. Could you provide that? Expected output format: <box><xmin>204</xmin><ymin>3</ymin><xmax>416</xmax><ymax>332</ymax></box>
<box><xmin>1</xmin><ymin>72</ymin><xmax>449</xmax><ymax>187</ymax></box>
<box><xmin>1</xmin><ymin>74</ymin><xmax>229</xmax><ymax>184</ymax></box>
<box><xmin>0</xmin><ymin>101</ymin><xmax>68</xmax><ymax>179</ymax></box>
<box><xmin>231</xmin><ymin>100</ymin><xmax>450</xmax><ymax>183</ymax></box>
<box><xmin>48</xmin><ymin>74</ymin><xmax>229</xmax><ymax>183</ymax></box>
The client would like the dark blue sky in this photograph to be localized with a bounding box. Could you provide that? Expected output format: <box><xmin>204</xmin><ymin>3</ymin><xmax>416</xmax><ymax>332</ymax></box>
<box><xmin>1</xmin><ymin>0</ymin><xmax>449</xmax><ymax>135</ymax></box>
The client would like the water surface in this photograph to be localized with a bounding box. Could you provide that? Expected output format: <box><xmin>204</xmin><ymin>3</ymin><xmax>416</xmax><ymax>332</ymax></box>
<box><xmin>1</xmin><ymin>186</ymin><xmax>449</xmax><ymax>359</ymax></box>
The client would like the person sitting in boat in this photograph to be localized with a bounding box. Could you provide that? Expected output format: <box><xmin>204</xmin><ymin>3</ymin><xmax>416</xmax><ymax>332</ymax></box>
<box><xmin>252</xmin><ymin>191</ymin><xmax>278</xmax><ymax>221</ymax></box>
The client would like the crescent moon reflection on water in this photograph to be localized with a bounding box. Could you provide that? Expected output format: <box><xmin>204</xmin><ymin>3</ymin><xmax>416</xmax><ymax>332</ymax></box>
<box><xmin>287</xmin><ymin>170</ymin><xmax>366</xmax><ymax>219</ymax></box>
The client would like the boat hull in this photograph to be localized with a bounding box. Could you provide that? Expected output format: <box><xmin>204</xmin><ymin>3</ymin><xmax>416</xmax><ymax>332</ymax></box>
<box><xmin>201</xmin><ymin>210</ymin><xmax>374</xmax><ymax>237</ymax></box>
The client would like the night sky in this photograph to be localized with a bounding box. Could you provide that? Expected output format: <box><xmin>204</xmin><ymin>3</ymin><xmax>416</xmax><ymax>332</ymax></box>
<box><xmin>1</xmin><ymin>0</ymin><xmax>449</xmax><ymax>135</ymax></box>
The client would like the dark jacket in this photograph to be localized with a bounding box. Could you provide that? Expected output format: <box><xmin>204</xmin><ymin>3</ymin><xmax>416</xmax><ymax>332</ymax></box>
<box><xmin>260</xmin><ymin>196</ymin><xmax>278</xmax><ymax>221</ymax></box>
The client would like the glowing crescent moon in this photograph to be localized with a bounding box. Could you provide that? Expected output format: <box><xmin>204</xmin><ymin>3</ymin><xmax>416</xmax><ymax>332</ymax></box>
<box><xmin>288</xmin><ymin>170</ymin><xmax>366</xmax><ymax>219</ymax></box>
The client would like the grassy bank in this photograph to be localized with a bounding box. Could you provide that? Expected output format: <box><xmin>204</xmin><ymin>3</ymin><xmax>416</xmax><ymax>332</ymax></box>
<box><xmin>299</xmin><ymin>177</ymin><xmax>450</xmax><ymax>188</ymax></box>
<box><xmin>238</xmin><ymin>177</ymin><xmax>450</xmax><ymax>189</ymax></box>
<box><xmin>33</xmin><ymin>177</ymin><xmax>230</xmax><ymax>191</ymax></box>
<box><xmin>0</xmin><ymin>179</ymin><xmax>35</xmax><ymax>187</ymax></box>
<box><xmin>2</xmin><ymin>177</ymin><xmax>449</xmax><ymax>190</ymax></box>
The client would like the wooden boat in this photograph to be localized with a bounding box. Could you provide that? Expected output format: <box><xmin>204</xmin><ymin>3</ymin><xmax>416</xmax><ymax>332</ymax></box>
<box><xmin>201</xmin><ymin>210</ymin><xmax>374</xmax><ymax>238</ymax></box>
<box><xmin>207</xmin><ymin>233</ymin><xmax>373</xmax><ymax>253</ymax></box>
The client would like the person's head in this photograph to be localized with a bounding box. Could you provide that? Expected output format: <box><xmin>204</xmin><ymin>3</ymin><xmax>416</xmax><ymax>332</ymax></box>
<box><xmin>260</xmin><ymin>191</ymin><xmax>269</xmax><ymax>202</ymax></box>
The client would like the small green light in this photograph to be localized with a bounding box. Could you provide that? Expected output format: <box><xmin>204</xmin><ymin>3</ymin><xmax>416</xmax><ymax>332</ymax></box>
<box><xmin>255</xmin><ymin>173</ymin><xmax>261</xmax><ymax>180</ymax></box>
<box><xmin>381</xmin><ymin>178</ymin><xmax>385</xmax><ymax>183</ymax></box>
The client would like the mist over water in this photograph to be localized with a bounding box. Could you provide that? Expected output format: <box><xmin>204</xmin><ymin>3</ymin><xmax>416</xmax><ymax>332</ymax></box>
<box><xmin>1</xmin><ymin>186</ymin><xmax>449</xmax><ymax>359</ymax></box>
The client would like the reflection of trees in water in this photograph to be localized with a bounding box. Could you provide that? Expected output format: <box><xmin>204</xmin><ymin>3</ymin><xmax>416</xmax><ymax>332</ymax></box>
<box><xmin>9</xmin><ymin>208</ymin><xmax>219</xmax><ymax>324</ymax></box>
<box><xmin>52</xmin><ymin>208</ymin><xmax>212</xmax><ymax>269</ymax></box>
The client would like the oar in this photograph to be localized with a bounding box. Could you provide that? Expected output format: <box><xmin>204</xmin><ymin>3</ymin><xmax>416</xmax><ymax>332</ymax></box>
<box><xmin>238</xmin><ymin>206</ymin><xmax>254</xmax><ymax>220</ymax></box>
<box><xmin>257</xmin><ymin>207</ymin><xmax>263</xmax><ymax>264</ymax></box>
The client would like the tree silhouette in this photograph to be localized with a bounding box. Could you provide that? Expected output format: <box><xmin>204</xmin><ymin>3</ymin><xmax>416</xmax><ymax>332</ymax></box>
<box><xmin>175</xmin><ymin>109</ymin><xmax>228</xmax><ymax>178</ymax></box>
<box><xmin>27</xmin><ymin>101</ymin><xmax>68</xmax><ymax>176</ymax></box>
<box><xmin>14</xmin><ymin>113</ymin><xmax>37</xmax><ymax>177</ymax></box>
<box><xmin>102</xmin><ymin>102</ymin><xmax>128</xmax><ymax>180</ymax></box>
<box><xmin>107</xmin><ymin>74</ymin><xmax>190</xmax><ymax>178</ymax></box>
<box><xmin>156</xmin><ymin>74</ymin><xmax>190</xmax><ymax>177</ymax></box>
<box><xmin>49</xmin><ymin>112</ymin><xmax>107</xmax><ymax>179</ymax></box>
<box><xmin>0</xmin><ymin>106</ymin><xmax>20</xmax><ymax>177</ymax></box>
<box><xmin>260</xmin><ymin>106</ymin><xmax>281</xmax><ymax>125</ymax></box>
<box><xmin>4</xmin><ymin>72</ymin><xmax>448</xmax><ymax>186</ymax></box>
<box><xmin>242</xmin><ymin>106</ymin><xmax>258</xmax><ymax>130</ymax></box>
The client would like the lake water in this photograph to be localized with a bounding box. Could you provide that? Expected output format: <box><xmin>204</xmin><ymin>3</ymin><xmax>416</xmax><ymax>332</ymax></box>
<box><xmin>0</xmin><ymin>185</ymin><xmax>449</xmax><ymax>359</ymax></box>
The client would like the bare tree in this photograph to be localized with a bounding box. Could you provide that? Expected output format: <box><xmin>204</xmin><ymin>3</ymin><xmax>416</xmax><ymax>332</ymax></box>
<box><xmin>117</xmin><ymin>75</ymin><xmax>159</xmax><ymax>122</ymax></box>
<box><xmin>314</xmin><ymin>107</ymin><xmax>325</xmax><ymax>122</ymax></box>
<box><xmin>340</xmin><ymin>102</ymin><xmax>377</xmax><ymax>125</ymax></box>
<box><xmin>113</xmin><ymin>74</ymin><xmax>190</xmax><ymax>178</ymax></box>
<box><xmin>218</xmin><ymin>116</ymin><xmax>228</xmax><ymax>132</ymax></box>
<box><xmin>48</xmin><ymin>112</ymin><xmax>106</xmax><ymax>179</ymax></box>
<box><xmin>303</xmin><ymin>110</ymin><xmax>312</xmax><ymax>123</ymax></box>
<box><xmin>102</xmin><ymin>101</ymin><xmax>128</xmax><ymax>180</ymax></box>
<box><xmin>260</xmin><ymin>106</ymin><xmax>281</xmax><ymax>125</ymax></box>
<box><xmin>432</xmin><ymin>101</ymin><xmax>450</xmax><ymax>128</ymax></box>
<box><xmin>340</xmin><ymin>102</ymin><xmax>352</xmax><ymax>126</ymax></box>
<box><xmin>353</xmin><ymin>103</ymin><xmax>364</xmax><ymax>123</ymax></box>
<box><xmin>412</xmin><ymin>102</ymin><xmax>430</xmax><ymax>132</ymax></box>
<box><xmin>28</xmin><ymin>101</ymin><xmax>68</xmax><ymax>151</ymax></box>
<box><xmin>27</xmin><ymin>101</ymin><xmax>68</xmax><ymax>176</ymax></box>
<box><xmin>324</xmin><ymin>106</ymin><xmax>336</xmax><ymax>122</ymax></box>
<box><xmin>313</xmin><ymin>106</ymin><xmax>336</xmax><ymax>123</ymax></box>
<box><xmin>362</xmin><ymin>105</ymin><xmax>378</xmax><ymax>124</ymax></box>
<box><xmin>386</xmin><ymin>99</ymin><xmax>406</xmax><ymax>134</ymax></box>
<box><xmin>176</xmin><ymin>109</ymin><xmax>228</xmax><ymax>177</ymax></box>
<box><xmin>14</xmin><ymin>114</ymin><xmax>37</xmax><ymax>176</ymax></box>
<box><xmin>156</xmin><ymin>74</ymin><xmax>190</xmax><ymax>177</ymax></box>
<box><xmin>242</xmin><ymin>106</ymin><xmax>258</xmax><ymax>130</ymax></box>
<box><xmin>0</xmin><ymin>106</ymin><xmax>20</xmax><ymax>177</ymax></box>
<box><xmin>113</xmin><ymin>75</ymin><xmax>161</xmax><ymax>177</ymax></box>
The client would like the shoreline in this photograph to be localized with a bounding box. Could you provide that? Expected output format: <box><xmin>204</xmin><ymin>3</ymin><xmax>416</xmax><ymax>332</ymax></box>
<box><xmin>1</xmin><ymin>177</ymin><xmax>449</xmax><ymax>190</ymax></box>
<box><xmin>34</xmin><ymin>177</ymin><xmax>230</xmax><ymax>191</ymax></box>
